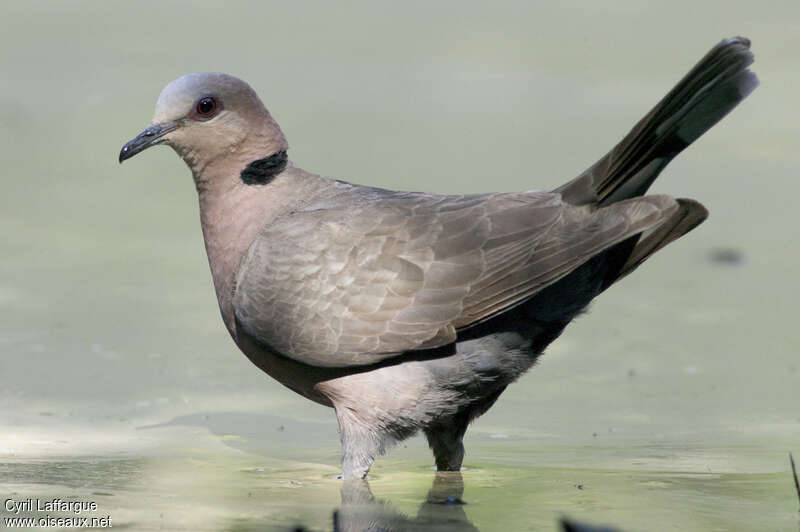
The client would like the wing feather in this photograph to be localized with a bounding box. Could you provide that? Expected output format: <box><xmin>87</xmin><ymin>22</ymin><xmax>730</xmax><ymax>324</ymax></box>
<box><xmin>233</xmin><ymin>186</ymin><xmax>676</xmax><ymax>367</ymax></box>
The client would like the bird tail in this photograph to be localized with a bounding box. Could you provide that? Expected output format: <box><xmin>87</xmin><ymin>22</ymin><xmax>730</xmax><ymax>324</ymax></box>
<box><xmin>553</xmin><ymin>37</ymin><xmax>757</xmax><ymax>288</ymax></box>
<box><xmin>555</xmin><ymin>36</ymin><xmax>758</xmax><ymax>207</ymax></box>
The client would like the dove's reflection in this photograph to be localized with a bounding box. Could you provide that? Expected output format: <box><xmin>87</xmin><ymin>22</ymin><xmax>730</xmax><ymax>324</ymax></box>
<box><xmin>333</xmin><ymin>472</ymin><xmax>479</xmax><ymax>532</ymax></box>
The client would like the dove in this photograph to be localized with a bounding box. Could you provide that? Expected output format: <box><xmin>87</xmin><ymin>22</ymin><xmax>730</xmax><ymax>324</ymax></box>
<box><xmin>120</xmin><ymin>37</ymin><xmax>757</xmax><ymax>479</ymax></box>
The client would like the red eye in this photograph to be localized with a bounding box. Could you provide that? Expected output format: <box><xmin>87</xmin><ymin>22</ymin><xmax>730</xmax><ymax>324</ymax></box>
<box><xmin>196</xmin><ymin>97</ymin><xmax>216</xmax><ymax>115</ymax></box>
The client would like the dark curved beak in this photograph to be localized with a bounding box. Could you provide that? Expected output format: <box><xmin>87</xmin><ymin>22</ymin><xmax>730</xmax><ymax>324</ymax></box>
<box><xmin>119</xmin><ymin>122</ymin><xmax>178</xmax><ymax>163</ymax></box>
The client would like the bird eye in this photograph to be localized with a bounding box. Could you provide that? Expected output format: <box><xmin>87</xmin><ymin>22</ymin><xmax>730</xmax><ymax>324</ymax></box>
<box><xmin>196</xmin><ymin>97</ymin><xmax>217</xmax><ymax>116</ymax></box>
<box><xmin>189</xmin><ymin>95</ymin><xmax>222</xmax><ymax>121</ymax></box>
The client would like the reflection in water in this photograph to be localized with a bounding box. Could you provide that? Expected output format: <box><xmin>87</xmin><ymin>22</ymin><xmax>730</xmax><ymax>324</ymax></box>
<box><xmin>289</xmin><ymin>472</ymin><xmax>479</xmax><ymax>532</ymax></box>
<box><xmin>334</xmin><ymin>472</ymin><xmax>479</xmax><ymax>532</ymax></box>
<box><xmin>295</xmin><ymin>475</ymin><xmax>625</xmax><ymax>532</ymax></box>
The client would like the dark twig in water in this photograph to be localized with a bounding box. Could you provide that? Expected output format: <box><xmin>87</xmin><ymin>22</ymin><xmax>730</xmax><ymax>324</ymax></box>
<box><xmin>790</xmin><ymin>453</ymin><xmax>800</xmax><ymax>508</ymax></box>
<box><xmin>561</xmin><ymin>517</ymin><xmax>622</xmax><ymax>532</ymax></box>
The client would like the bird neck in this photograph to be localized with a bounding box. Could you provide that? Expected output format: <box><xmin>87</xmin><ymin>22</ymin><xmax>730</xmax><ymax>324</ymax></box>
<box><xmin>193</xmin><ymin>160</ymin><xmax>332</xmax><ymax>336</ymax></box>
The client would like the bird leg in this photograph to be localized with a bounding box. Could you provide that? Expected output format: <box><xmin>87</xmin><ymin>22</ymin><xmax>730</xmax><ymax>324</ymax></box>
<box><xmin>424</xmin><ymin>386</ymin><xmax>508</xmax><ymax>471</ymax></box>
<box><xmin>335</xmin><ymin>406</ymin><xmax>386</xmax><ymax>479</ymax></box>
<box><xmin>424</xmin><ymin>416</ymin><xmax>469</xmax><ymax>471</ymax></box>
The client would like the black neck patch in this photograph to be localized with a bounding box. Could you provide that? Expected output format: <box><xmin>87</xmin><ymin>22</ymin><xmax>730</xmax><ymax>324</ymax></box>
<box><xmin>240</xmin><ymin>150</ymin><xmax>288</xmax><ymax>185</ymax></box>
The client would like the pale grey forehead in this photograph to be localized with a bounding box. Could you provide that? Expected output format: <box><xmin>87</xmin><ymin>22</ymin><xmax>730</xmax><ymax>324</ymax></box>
<box><xmin>152</xmin><ymin>72</ymin><xmax>254</xmax><ymax>123</ymax></box>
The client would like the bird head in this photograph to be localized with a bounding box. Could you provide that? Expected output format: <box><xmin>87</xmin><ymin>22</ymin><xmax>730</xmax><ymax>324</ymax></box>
<box><xmin>119</xmin><ymin>73</ymin><xmax>287</xmax><ymax>178</ymax></box>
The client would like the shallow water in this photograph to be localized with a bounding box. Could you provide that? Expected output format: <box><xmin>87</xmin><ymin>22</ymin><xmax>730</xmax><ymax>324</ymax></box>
<box><xmin>1</xmin><ymin>1</ymin><xmax>799</xmax><ymax>530</ymax></box>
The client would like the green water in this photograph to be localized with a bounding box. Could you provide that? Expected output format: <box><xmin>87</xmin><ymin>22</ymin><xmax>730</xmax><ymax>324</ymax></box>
<box><xmin>1</xmin><ymin>1</ymin><xmax>798</xmax><ymax>530</ymax></box>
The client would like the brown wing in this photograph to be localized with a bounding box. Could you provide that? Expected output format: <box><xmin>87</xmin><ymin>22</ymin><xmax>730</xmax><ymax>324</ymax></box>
<box><xmin>232</xmin><ymin>188</ymin><xmax>677</xmax><ymax>367</ymax></box>
<box><xmin>616</xmin><ymin>198</ymin><xmax>708</xmax><ymax>279</ymax></box>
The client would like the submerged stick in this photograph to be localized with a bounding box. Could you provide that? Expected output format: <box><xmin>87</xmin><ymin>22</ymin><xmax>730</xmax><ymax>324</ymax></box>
<box><xmin>791</xmin><ymin>453</ymin><xmax>800</xmax><ymax>508</ymax></box>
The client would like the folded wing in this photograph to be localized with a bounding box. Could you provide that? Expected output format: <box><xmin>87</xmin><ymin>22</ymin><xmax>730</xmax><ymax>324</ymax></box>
<box><xmin>233</xmin><ymin>188</ymin><xmax>677</xmax><ymax>367</ymax></box>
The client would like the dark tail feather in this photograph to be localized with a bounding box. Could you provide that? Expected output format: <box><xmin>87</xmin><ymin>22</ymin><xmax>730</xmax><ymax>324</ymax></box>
<box><xmin>556</xmin><ymin>36</ymin><xmax>758</xmax><ymax>207</ymax></box>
